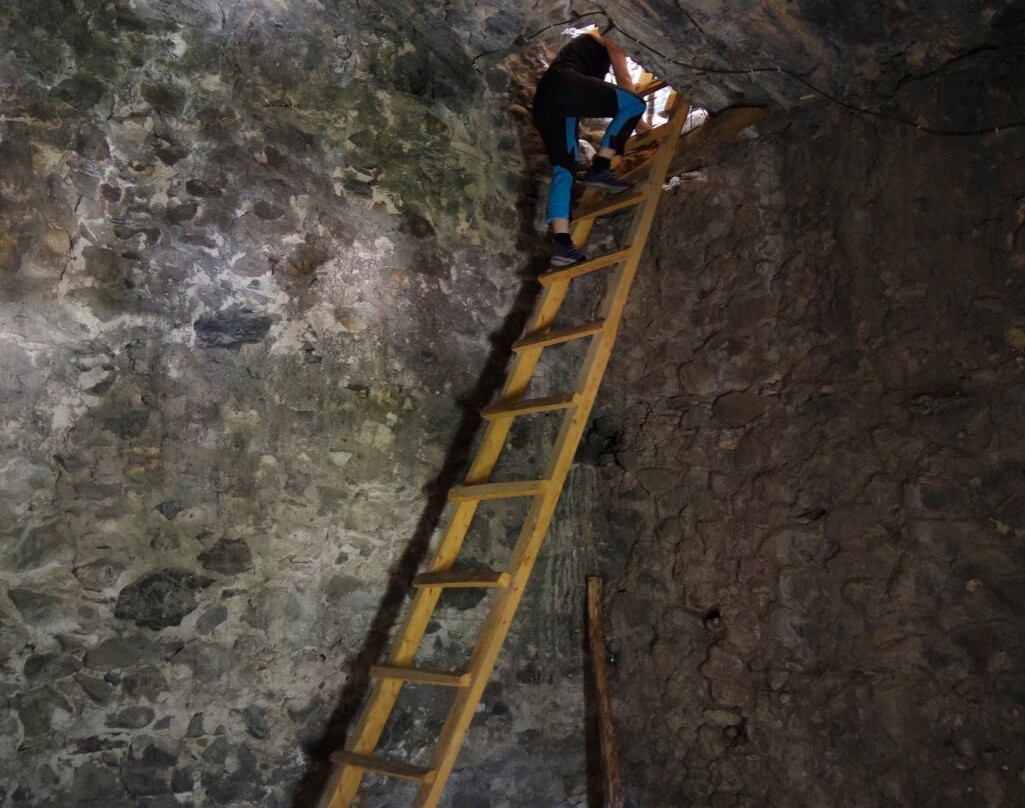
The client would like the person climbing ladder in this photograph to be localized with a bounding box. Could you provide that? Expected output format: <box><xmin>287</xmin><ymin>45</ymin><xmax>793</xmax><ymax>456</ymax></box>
<box><xmin>532</xmin><ymin>27</ymin><xmax>647</xmax><ymax>267</ymax></box>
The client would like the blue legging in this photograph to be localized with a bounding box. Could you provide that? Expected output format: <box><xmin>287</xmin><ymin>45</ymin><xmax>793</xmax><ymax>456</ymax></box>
<box><xmin>533</xmin><ymin>70</ymin><xmax>645</xmax><ymax>221</ymax></box>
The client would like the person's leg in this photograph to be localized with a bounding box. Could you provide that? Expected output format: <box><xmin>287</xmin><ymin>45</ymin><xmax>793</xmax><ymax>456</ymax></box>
<box><xmin>533</xmin><ymin>106</ymin><xmax>578</xmax><ymax>221</ymax></box>
<box><xmin>533</xmin><ymin>85</ymin><xmax>587</xmax><ymax>265</ymax></box>
<box><xmin>532</xmin><ymin>71</ymin><xmax>643</xmax><ymax>261</ymax></box>
<box><xmin>541</xmin><ymin>71</ymin><xmax>644</xmax><ymax>156</ymax></box>
<box><xmin>583</xmin><ymin>87</ymin><xmax>645</xmax><ymax>192</ymax></box>
<box><xmin>543</xmin><ymin>72</ymin><xmax>645</xmax><ymax>193</ymax></box>
<box><xmin>548</xmin><ymin>116</ymin><xmax>578</xmax><ymax>233</ymax></box>
<box><xmin>598</xmin><ymin>87</ymin><xmax>646</xmax><ymax>156</ymax></box>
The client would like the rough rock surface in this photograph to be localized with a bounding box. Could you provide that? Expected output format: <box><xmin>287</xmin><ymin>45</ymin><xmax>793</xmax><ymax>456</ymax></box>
<box><xmin>0</xmin><ymin>1</ymin><xmax>560</xmax><ymax>806</ymax></box>
<box><xmin>1</xmin><ymin>1</ymin><xmax>1024</xmax><ymax>808</ymax></box>
<box><xmin>601</xmin><ymin>104</ymin><xmax>1025</xmax><ymax>806</ymax></box>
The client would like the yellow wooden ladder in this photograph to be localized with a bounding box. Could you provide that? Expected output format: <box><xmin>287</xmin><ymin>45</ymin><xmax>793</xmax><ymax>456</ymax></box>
<box><xmin>318</xmin><ymin>85</ymin><xmax>692</xmax><ymax>808</ymax></box>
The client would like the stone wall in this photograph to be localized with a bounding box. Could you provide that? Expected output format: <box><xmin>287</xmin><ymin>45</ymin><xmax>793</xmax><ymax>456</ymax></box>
<box><xmin>601</xmin><ymin>103</ymin><xmax>1025</xmax><ymax>807</ymax></box>
<box><xmin>0</xmin><ymin>2</ymin><xmax>597</xmax><ymax>807</ymax></box>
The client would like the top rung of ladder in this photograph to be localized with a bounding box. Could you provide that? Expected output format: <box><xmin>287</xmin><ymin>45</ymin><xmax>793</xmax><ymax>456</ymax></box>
<box><xmin>635</xmin><ymin>75</ymin><xmax>667</xmax><ymax>96</ymax></box>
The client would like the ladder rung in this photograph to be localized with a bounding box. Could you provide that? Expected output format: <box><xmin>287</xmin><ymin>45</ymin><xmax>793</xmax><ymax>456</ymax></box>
<box><xmin>573</xmin><ymin>190</ymin><xmax>646</xmax><ymax>222</ymax></box>
<box><xmin>413</xmin><ymin>570</ymin><xmax>511</xmax><ymax>589</ymax></box>
<box><xmin>448</xmin><ymin>479</ymin><xmax>549</xmax><ymax>502</ymax></box>
<box><xmin>330</xmin><ymin>750</ymin><xmax>436</xmax><ymax>783</ymax></box>
<box><xmin>627</xmin><ymin>119</ymin><xmax>675</xmax><ymax>151</ymax></box>
<box><xmin>626</xmin><ymin>131</ymin><xmax>661</xmax><ymax>152</ymax></box>
<box><xmin>513</xmin><ymin>319</ymin><xmax>606</xmax><ymax>351</ymax></box>
<box><xmin>482</xmin><ymin>392</ymin><xmax>578</xmax><ymax>419</ymax></box>
<box><xmin>627</xmin><ymin>95</ymin><xmax>683</xmax><ymax>153</ymax></box>
<box><xmin>539</xmin><ymin>248</ymin><xmax>633</xmax><ymax>285</ymax></box>
<box><xmin>637</xmin><ymin>77</ymin><xmax>667</xmax><ymax>96</ymax></box>
<box><xmin>370</xmin><ymin>664</ymin><xmax>471</xmax><ymax>687</ymax></box>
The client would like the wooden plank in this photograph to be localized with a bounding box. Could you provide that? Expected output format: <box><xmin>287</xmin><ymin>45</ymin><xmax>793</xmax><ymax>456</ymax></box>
<box><xmin>513</xmin><ymin>319</ymin><xmax>605</xmax><ymax>351</ymax></box>
<box><xmin>626</xmin><ymin>93</ymin><xmax>681</xmax><ymax>153</ymax></box>
<box><xmin>664</xmin><ymin>90</ymin><xmax>680</xmax><ymax>117</ymax></box>
<box><xmin>412</xmin><ymin>570</ymin><xmax>510</xmax><ymax>589</ymax></box>
<box><xmin>482</xmin><ymin>392</ymin><xmax>578</xmax><ymax>419</ymax></box>
<box><xmin>371</xmin><ymin>665</ymin><xmax>471</xmax><ymax>688</ymax></box>
<box><xmin>572</xmin><ymin>191</ymin><xmax>645</xmax><ymax>222</ymax></box>
<box><xmin>538</xmin><ymin>248</ymin><xmax>632</xmax><ymax>286</ymax></box>
<box><xmin>513</xmin><ymin>320</ymin><xmax>605</xmax><ymax>352</ymax></box>
<box><xmin>587</xmin><ymin>577</ymin><xmax>624</xmax><ymax>808</ymax></box>
<box><xmin>329</xmin><ymin>751</ymin><xmax>435</xmax><ymax>784</ymax></box>
<box><xmin>625</xmin><ymin>125</ymin><xmax>667</xmax><ymax>152</ymax></box>
<box><xmin>667</xmin><ymin>106</ymin><xmax>769</xmax><ymax>175</ymax></box>
<box><xmin>448</xmin><ymin>479</ymin><xmax>548</xmax><ymax>502</ymax></box>
<box><xmin>636</xmin><ymin>76</ymin><xmax>666</xmax><ymax>96</ymax></box>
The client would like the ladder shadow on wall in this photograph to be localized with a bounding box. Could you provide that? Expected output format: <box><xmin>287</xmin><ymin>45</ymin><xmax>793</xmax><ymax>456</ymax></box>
<box><xmin>290</xmin><ymin>100</ymin><xmax>552</xmax><ymax>808</ymax></box>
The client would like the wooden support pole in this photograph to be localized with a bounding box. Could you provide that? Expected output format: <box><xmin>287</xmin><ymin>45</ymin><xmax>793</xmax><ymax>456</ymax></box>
<box><xmin>587</xmin><ymin>576</ymin><xmax>624</xmax><ymax>808</ymax></box>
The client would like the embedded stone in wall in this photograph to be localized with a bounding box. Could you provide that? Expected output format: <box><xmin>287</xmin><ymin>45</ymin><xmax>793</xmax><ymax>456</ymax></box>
<box><xmin>8</xmin><ymin>589</ymin><xmax>63</xmax><ymax>624</ymax></box>
<box><xmin>195</xmin><ymin>605</ymin><xmax>228</xmax><ymax>635</ymax></box>
<box><xmin>70</xmin><ymin>763</ymin><xmax>122</xmax><ymax>804</ymax></box>
<box><xmin>74</xmin><ymin>673</ymin><xmax>115</xmax><ymax>705</ymax></box>
<box><xmin>1</xmin><ymin>522</ymin><xmax>72</xmax><ymax>573</ymax></box>
<box><xmin>200</xmin><ymin>739</ymin><xmax>262</xmax><ymax>805</ymax></box>
<box><xmin>121</xmin><ymin>738</ymin><xmax>178</xmax><ymax>796</ymax></box>
<box><xmin>242</xmin><ymin>705</ymin><xmax>270</xmax><ymax>740</ymax></box>
<box><xmin>193</xmin><ymin>309</ymin><xmax>273</xmax><ymax>349</ymax></box>
<box><xmin>113</xmin><ymin>569</ymin><xmax>214</xmax><ymax>631</ymax></box>
<box><xmin>72</xmin><ymin>558</ymin><xmax>127</xmax><ymax>592</ymax></box>
<box><xmin>18</xmin><ymin>687</ymin><xmax>72</xmax><ymax>738</ymax></box>
<box><xmin>105</xmin><ymin>706</ymin><xmax>157</xmax><ymax>730</ymax></box>
<box><xmin>23</xmin><ymin>653</ymin><xmax>81</xmax><ymax>683</ymax></box>
<box><xmin>84</xmin><ymin>635</ymin><xmax>161</xmax><ymax>664</ymax></box>
<box><xmin>197</xmin><ymin>538</ymin><xmax>252</xmax><ymax>575</ymax></box>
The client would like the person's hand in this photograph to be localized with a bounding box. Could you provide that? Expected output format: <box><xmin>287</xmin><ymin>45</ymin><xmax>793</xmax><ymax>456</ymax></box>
<box><xmin>635</xmin><ymin>119</ymin><xmax>652</xmax><ymax>134</ymax></box>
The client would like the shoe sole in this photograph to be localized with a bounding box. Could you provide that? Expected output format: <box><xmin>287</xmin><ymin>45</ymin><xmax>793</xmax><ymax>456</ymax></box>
<box><xmin>581</xmin><ymin>179</ymin><xmax>631</xmax><ymax>194</ymax></box>
<box><xmin>549</xmin><ymin>255</ymin><xmax>587</xmax><ymax>268</ymax></box>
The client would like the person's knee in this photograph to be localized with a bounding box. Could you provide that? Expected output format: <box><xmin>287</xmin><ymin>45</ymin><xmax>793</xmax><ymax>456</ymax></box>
<box><xmin>617</xmin><ymin>88</ymin><xmax>645</xmax><ymax>117</ymax></box>
<box><xmin>551</xmin><ymin>164</ymin><xmax>574</xmax><ymax>190</ymax></box>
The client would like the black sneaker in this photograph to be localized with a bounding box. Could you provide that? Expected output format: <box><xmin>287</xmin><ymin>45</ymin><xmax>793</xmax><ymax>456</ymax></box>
<box><xmin>550</xmin><ymin>239</ymin><xmax>587</xmax><ymax>267</ymax></box>
<box><xmin>582</xmin><ymin>166</ymin><xmax>631</xmax><ymax>193</ymax></box>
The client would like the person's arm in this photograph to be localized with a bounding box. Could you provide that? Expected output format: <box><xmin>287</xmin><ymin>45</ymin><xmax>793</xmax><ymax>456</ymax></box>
<box><xmin>603</xmin><ymin>38</ymin><xmax>635</xmax><ymax>92</ymax></box>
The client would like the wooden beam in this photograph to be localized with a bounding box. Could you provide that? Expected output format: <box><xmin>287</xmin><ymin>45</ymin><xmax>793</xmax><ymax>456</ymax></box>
<box><xmin>588</xmin><ymin>577</ymin><xmax>623</xmax><ymax>808</ymax></box>
<box><xmin>370</xmin><ymin>665</ymin><xmax>471</xmax><ymax>688</ymax></box>
<box><xmin>513</xmin><ymin>319</ymin><xmax>606</xmax><ymax>352</ymax></box>
<box><xmin>329</xmin><ymin>751</ymin><xmax>435</xmax><ymax>784</ymax></box>
<box><xmin>412</xmin><ymin>570</ymin><xmax>510</xmax><ymax>589</ymax></box>
<box><xmin>448</xmin><ymin>479</ymin><xmax>549</xmax><ymax>502</ymax></box>
<box><xmin>667</xmin><ymin>106</ymin><xmax>768</xmax><ymax>175</ymax></box>
<box><xmin>482</xmin><ymin>392</ymin><xmax>579</xmax><ymax>419</ymax></box>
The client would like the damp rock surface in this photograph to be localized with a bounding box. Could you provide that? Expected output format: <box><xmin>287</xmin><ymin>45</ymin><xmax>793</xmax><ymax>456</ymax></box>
<box><xmin>0</xmin><ymin>1</ymin><xmax>557</xmax><ymax>805</ymax></box>
<box><xmin>601</xmin><ymin>104</ymin><xmax>1025</xmax><ymax>807</ymax></box>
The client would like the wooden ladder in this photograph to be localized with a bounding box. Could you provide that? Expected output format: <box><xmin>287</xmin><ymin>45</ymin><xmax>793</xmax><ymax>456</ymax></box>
<box><xmin>318</xmin><ymin>85</ymin><xmax>692</xmax><ymax>808</ymax></box>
